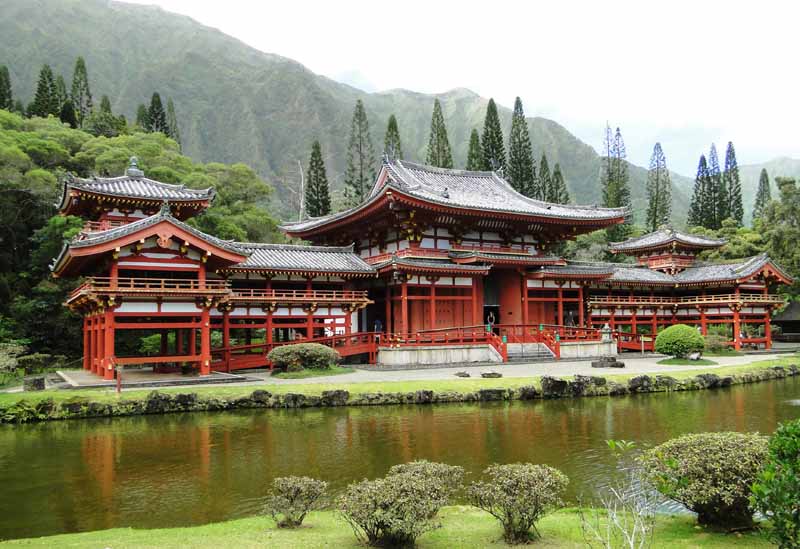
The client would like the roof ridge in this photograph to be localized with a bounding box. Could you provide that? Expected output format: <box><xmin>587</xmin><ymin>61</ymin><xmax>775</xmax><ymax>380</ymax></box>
<box><xmin>236</xmin><ymin>242</ymin><xmax>356</xmax><ymax>253</ymax></box>
<box><xmin>396</xmin><ymin>159</ymin><xmax>494</xmax><ymax>177</ymax></box>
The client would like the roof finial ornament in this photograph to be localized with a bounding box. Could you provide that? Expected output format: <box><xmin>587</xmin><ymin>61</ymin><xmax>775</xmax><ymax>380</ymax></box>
<box><xmin>159</xmin><ymin>199</ymin><xmax>171</xmax><ymax>216</ymax></box>
<box><xmin>442</xmin><ymin>186</ymin><xmax>449</xmax><ymax>198</ymax></box>
<box><xmin>126</xmin><ymin>156</ymin><xmax>144</xmax><ymax>178</ymax></box>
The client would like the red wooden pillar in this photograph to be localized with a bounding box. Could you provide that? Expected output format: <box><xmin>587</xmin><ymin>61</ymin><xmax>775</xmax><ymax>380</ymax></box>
<box><xmin>401</xmin><ymin>278</ymin><xmax>409</xmax><ymax>334</ymax></box>
<box><xmin>222</xmin><ymin>310</ymin><xmax>230</xmax><ymax>349</ymax></box>
<box><xmin>160</xmin><ymin>330</ymin><xmax>168</xmax><ymax>355</ymax></box>
<box><xmin>176</xmin><ymin>329</ymin><xmax>184</xmax><ymax>356</ymax></box>
<box><xmin>429</xmin><ymin>284</ymin><xmax>436</xmax><ymax>329</ymax></box>
<box><xmin>765</xmin><ymin>311</ymin><xmax>772</xmax><ymax>350</ymax></box>
<box><xmin>699</xmin><ymin>307</ymin><xmax>707</xmax><ymax>335</ymax></box>
<box><xmin>97</xmin><ymin>314</ymin><xmax>105</xmax><ymax>377</ymax></box>
<box><xmin>200</xmin><ymin>306</ymin><xmax>211</xmax><ymax>375</ymax></box>
<box><xmin>306</xmin><ymin>278</ymin><xmax>314</xmax><ymax>338</ymax></box>
<box><xmin>521</xmin><ymin>273</ymin><xmax>529</xmax><ymax>326</ymax></box>
<box><xmin>733</xmin><ymin>286</ymin><xmax>742</xmax><ymax>350</ymax></box>
<box><xmin>631</xmin><ymin>307</ymin><xmax>637</xmax><ymax>334</ymax></box>
<box><xmin>83</xmin><ymin>316</ymin><xmax>90</xmax><ymax>370</ymax></box>
<box><xmin>189</xmin><ymin>325</ymin><xmax>197</xmax><ymax>357</ymax></box>
<box><xmin>103</xmin><ymin>309</ymin><xmax>115</xmax><ymax>380</ymax></box>
<box><xmin>471</xmin><ymin>277</ymin><xmax>481</xmax><ymax>326</ymax></box>
<box><xmin>344</xmin><ymin>307</ymin><xmax>352</xmax><ymax>336</ymax></box>
<box><xmin>385</xmin><ymin>283</ymin><xmax>392</xmax><ymax>334</ymax></box>
<box><xmin>578</xmin><ymin>285</ymin><xmax>584</xmax><ymax>327</ymax></box>
<box><xmin>557</xmin><ymin>286</ymin><xmax>564</xmax><ymax>326</ymax></box>
<box><xmin>92</xmin><ymin>315</ymin><xmax>99</xmax><ymax>375</ymax></box>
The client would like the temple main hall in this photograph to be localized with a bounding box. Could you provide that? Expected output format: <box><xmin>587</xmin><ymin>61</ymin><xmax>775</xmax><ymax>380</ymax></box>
<box><xmin>52</xmin><ymin>157</ymin><xmax>791</xmax><ymax>378</ymax></box>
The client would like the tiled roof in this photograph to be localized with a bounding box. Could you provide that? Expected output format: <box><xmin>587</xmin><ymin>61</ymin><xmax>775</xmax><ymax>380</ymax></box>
<box><xmin>674</xmin><ymin>254</ymin><xmax>784</xmax><ymax>283</ymax></box>
<box><xmin>58</xmin><ymin>173</ymin><xmax>214</xmax><ymax>210</ymax></box>
<box><xmin>230</xmin><ymin>243</ymin><xmax>375</xmax><ymax>273</ymax></box>
<box><xmin>449</xmin><ymin>250</ymin><xmax>564</xmax><ymax>265</ymax></box>
<box><xmin>610</xmin><ymin>228</ymin><xmax>726</xmax><ymax>252</ymax></box>
<box><xmin>282</xmin><ymin>159</ymin><xmax>627</xmax><ymax>233</ymax></box>
<box><xmin>373</xmin><ymin>256</ymin><xmax>491</xmax><ymax>273</ymax></box>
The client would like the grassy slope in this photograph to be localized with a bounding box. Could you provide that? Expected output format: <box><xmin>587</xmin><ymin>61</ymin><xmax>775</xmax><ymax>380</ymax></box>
<box><xmin>0</xmin><ymin>507</ymin><xmax>770</xmax><ymax>548</ymax></box>
<box><xmin>1</xmin><ymin>0</ymin><xmax>691</xmax><ymax>223</ymax></box>
<box><xmin>0</xmin><ymin>356</ymin><xmax>795</xmax><ymax>407</ymax></box>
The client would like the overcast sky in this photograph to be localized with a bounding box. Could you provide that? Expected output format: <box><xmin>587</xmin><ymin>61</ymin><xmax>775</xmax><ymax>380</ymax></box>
<box><xmin>128</xmin><ymin>0</ymin><xmax>798</xmax><ymax>175</ymax></box>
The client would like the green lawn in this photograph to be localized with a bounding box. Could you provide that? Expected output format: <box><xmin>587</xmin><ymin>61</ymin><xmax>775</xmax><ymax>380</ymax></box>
<box><xmin>0</xmin><ymin>355</ymin><xmax>796</xmax><ymax>409</ymax></box>
<box><xmin>0</xmin><ymin>507</ymin><xmax>771</xmax><ymax>548</ymax></box>
<box><xmin>705</xmin><ymin>350</ymin><xmax>744</xmax><ymax>357</ymax></box>
<box><xmin>272</xmin><ymin>366</ymin><xmax>356</xmax><ymax>379</ymax></box>
<box><xmin>658</xmin><ymin>358</ymin><xmax>718</xmax><ymax>366</ymax></box>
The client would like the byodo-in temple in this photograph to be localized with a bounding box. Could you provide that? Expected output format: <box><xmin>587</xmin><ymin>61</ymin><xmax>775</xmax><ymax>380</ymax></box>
<box><xmin>51</xmin><ymin>157</ymin><xmax>792</xmax><ymax>379</ymax></box>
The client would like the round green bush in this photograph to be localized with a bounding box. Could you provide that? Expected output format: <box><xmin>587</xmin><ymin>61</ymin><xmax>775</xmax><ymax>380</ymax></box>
<box><xmin>751</xmin><ymin>419</ymin><xmax>800</xmax><ymax>547</ymax></box>
<box><xmin>264</xmin><ymin>476</ymin><xmax>327</xmax><ymax>528</ymax></box>
<box><xmin>267</xmin><ymin>343</ymin><xmax>340</xmax><ymax>372</ymax></box>
<box><xmin>640</xmin><ymin>432</ymin><xmax>768</xmax><ymax>529</ymax></box>
<box><xmin>655</xmin><ymin>324</ymin><xmax>705</xmax><ymax>358</ymax></box>
<box><xmin>466</xmin><ymin>463</ymin><xmax>568</xmax><ymax>543</ymax></box>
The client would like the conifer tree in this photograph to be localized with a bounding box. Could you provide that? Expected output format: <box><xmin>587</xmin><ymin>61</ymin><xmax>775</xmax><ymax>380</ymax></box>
<box><xmin>707</xmin><ymin>143</ymin><xmax>725</xmax><ymax>228</ymax></box>
<box><xmin>29</xmin><ymin>64</ymin><xmax>58</xmax><ymax>117</ymax></box>
<box><xmin>12</xmin><ymin>100</ymin><xmax>24</xmax><ymax>115</ymax></box>
<box><xmin>425</xmin><ymin>99</ymin><xmax>453</xmax><ymax>168</ymax></box>
<box><xmin>70</xmin><ymin>57</ymin><xmax>92</xmax><ymax>126</ymax></box>
<box><xmin>100</xmin><ymin>95</ymin><xmax>112</xmax><ymax>114</ymax></box>
<box><xmin>135</xmin><ymin>103</ymin><xmax>150</xmax><ymax>129</ymax></box>
<box><xmin>645</xmin><ymin>142</ymin><xmax>672</xmax><ymax>231</ymax></box>
<box><xmin>166</xmin><ymin>98</ymin><xmax>180</xmax><ymax>145</ymax></box>
<box><xmin>539</xmin><ymin>153</ymin><xmax>552</xmax><ymax>201</ymax></box>
<box><xmin>723</xmin><ymin>141</ymin><xmax>743</xmax><ymax>225</ymax></box>
<box><xmin>383</xmin><ymin>114</ymin><xmax>403</xmax><ymax>160</ymax></box>
<box><xmin>59</xmin><ymin>99</ymin><xmax>77</xmax><ymax>128</ymax></box>
<box><xmin>54</xmin><ymin>75</ymin><xmax>68</xmax><ymax>109</ymax></box>
<box><xmin>753</xmin><ymin>168</ymin><xmax>771</xmax><ymax>221</ymax></box>
<box><xmin>343</xmin><ymin>99</ymin><xmax>376</xmax><ymax>207</ymax></box>
<box><xmin>507</xmin><ymin>96</ymin><xmax>536</xmax><ymax>195</ymax></box>
<box><xmin>550</xmin><ymin>163</ymin><xmax>570</xmax><ymax>204</ymax></box>
<box><xmin>602</xmin><ymin>125</ymin><xmax>632</xmax><ymax>241</ymax></box>
<box><xmin>305</xmin><ymin>140</ymin><xmax>331</xmax><ymax>218</ymax></box>
<box><xmin>481</xmin><ymin>98</ymin><xmax>506</xmax><ymax>172</ymax></box>
<box><xmin>688</xmin><ymin>154</ymin><xmax>710</xmax><ymax>227</ymax></box>
<box><xmin>466</xmin><ymin>129</ymin><xmax>483</xmax><ymax>171</ymax></box>
<box><xmin>0</xmin><ymin>65</ymin><xmax>12</xmax><ymax>110</ymax></box>
<box><xmin>148</xmin><ymin>93</ymin><xmax>168</xmax><ymax>133</ymax></box>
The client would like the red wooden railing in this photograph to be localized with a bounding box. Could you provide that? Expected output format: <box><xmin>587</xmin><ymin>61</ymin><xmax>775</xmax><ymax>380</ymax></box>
<box><xmin>68</xmin><ymin>277</ymin><xmax>229</xmax><ymax>301</ymax></box>
<box><xmin>229</xmin><ymin>288</ymin><xmax>369</xmax><ymax>302</ymax></box>
<box><xmin>589</xmin><ymin>293</ymin><xmax>785</xmax><ymax>307</ymax></box>
<box><xmin>385</xmin><ymin>325</ymin><xmax>509</xmax><ymax>361</ymax></box>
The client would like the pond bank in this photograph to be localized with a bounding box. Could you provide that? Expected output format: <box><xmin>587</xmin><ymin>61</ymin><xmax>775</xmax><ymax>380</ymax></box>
<box><xmin>0</xmin><ymin>358</ymin><xmax>797</xmax><ymax>424</ymax></box>
<box><xmin>0</xmin><ymin>506</ymin><xmax>771</xmax><ymax>548</ymax></box>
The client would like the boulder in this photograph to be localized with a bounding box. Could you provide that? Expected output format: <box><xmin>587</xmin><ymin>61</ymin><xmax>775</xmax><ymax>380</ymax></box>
<box><xmin>282</xmin><ymin>393</ymin><xmax>307</xmax><ymax>408</ymax></box>
<box><xmin>414</xmin><ymin>390</ymin><xmax>434</xmax><ymax>404</ymax></box>
<box><xmin>251</xmin><ymin>390</ymin><xmax>272</xmax><ymax>404</ymax></box>
<box><xmin>517</xmin><ymin>385</ymin><xmax>539</xmax><ymax>400</ymax></box>
<box><xmin>175</xmin><ymin>393</ymin><xmax>198</xmax><ymax>408</ymax></box>
<box><xmin>654</xmin><ymin>375</ymin><xmax>679</xmax><ymax>390</ymax></box>
<box><xmin>477</xmin><ymin>388</ymin><xmax>507</xmax><ymax>401</ymax></box>
<box><xmin>591</xmin><ymin>356</ymin><xmax>625</xmax><ymax>368</ymax></box>
<box><xmin>628</xmin><ymin>375</ymin><xmax>654</xmax><ymax>393</ymax></box>
<box><xmin>144</xmin><ymin>391</ymin><xmax>174</xmax><ymax>414</ymax></box>
<box><xmin>688</xmin><ymin>352</ymin><xmax>702</xmax><ymax>360</ymax></box>
<box><xmin>481</xmin><ymin>371</ymin><xmax>502</xmax><ymax>378</ymax></box>
<box><xmin>23</xmin><ymin>376</ymin><xmax>45</xmax><ymax>392</ymax></box>
<box><xmin>541</xmin><ymin>376</ymin><xmax>570</xmax><ymax>398</ymax></box>
<box><xmin>694</xmin><ymin>373</ymin><xmax>720</xmax><ymax>389</ymax></box>
<box><xmin>454</xmin><ymin>371</ymin><xmax>471</xmax><ymax>378</ymax></box>
<box><xmin>320</xmin><ymin>390</ymin><xmax>349</xmax><ymax>406</ymax></box>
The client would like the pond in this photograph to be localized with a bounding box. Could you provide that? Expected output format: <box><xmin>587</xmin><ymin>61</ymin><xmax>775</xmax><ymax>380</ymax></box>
<box><xmin>1</xmin><ymin>377</ymin><xmax>799</xmax><ymax>540</ymax></box>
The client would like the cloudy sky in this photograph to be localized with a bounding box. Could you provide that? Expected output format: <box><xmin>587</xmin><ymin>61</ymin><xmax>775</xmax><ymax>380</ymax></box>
<box><xmin>128</xmin><ymin>0</ymin><xmax>798</xmax><ymax>175</ymax></box>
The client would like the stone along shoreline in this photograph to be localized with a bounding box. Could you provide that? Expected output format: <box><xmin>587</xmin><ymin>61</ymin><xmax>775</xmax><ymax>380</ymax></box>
<box><xmin>0</xmin><ymin>361</ymin><xmax>797</xmax><ymax>424</ymax></box>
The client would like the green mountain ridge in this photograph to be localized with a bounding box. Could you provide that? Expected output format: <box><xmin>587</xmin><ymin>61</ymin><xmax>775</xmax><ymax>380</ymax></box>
<box><xmin>6</xmin><ymin>0</ymin><xmax>783</xmax><ymax>226</ymax></box>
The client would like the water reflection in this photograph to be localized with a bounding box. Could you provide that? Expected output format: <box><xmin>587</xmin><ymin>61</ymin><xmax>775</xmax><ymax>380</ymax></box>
<box><xmin>0</xmin><ymin>378</ymin><xmax>798</xmax><ymax>540</ymax></box>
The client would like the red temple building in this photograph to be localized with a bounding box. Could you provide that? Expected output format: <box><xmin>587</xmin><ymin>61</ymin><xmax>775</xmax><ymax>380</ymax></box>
<box><xmin>52</xmin><ymin>157</ymin><xmax>792</xmax><ymax>379</ymax></box>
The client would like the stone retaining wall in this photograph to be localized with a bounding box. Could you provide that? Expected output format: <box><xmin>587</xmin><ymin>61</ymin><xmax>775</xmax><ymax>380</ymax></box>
<box><xmin>0</xmin><ymin>365</ymin><xmax>797</xmax><ymax>424</ymax></box>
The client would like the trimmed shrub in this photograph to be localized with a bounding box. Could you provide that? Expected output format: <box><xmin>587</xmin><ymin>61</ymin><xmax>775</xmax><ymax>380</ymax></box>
<box><xmin>264</xmin><ymin>476</ymin><xmax>327</xmax><ymax>528</ymax></box>
<box><xmin>751</xmin><ymin>419</ymin><xmax>800</xmax><ymax>547</ymax></box>
<box><xmin>704</xmin><ymin>334</ymin><xmax>729</xmax><ymax>353</ymax></box>
<box><xmin>339</xmin><ymin>471</ymin><xmax>448</xmax><ymax>546</ymax></box>
<box><xmin>640</xmin><ymin>432</ymin><xmax>768</xmax><ymax>529</ymax></box>
<box><xmin>654</xmin><ymin>324</ymin><xmax>704</xmax><ymax>358</ymax></box>
<box><xmin>268</xmin><ymin>343</ymin><xmax>340</xmax><ymax>372</ymax></box>
<box><xmin>467</xmin><ymin>463</ymin><xmax>568</xmax><ymax>544</ymax></box>
<box><xmin>388</xmin><ymin>460</ymin><xmax>465</xmax><ymax>507</ymax></box>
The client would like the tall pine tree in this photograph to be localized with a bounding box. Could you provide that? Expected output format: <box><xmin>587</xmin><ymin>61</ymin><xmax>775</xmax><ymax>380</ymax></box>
<box><xmin>687</xmin><ymin>154</ymin><xmax>710</xmax><ymax>227</ymax></box>
<box><xmin>59</xmin><ymin>100</ymin><xmax>77</xmax><ymax>128</ymax></box>
<box><xmin>148</xmin><ymin>93</ymin><xmax>168</xmax><ymax>133</ymax></box>
<box><xmin>0</xmin><ymin>65</ymin><xmax>12</xmax><ymax>110</ymax></box>
<box><xmin>602</xmin><ymin>125</ymin><xmax>632</xmax><ymax>240</ymax></box>
<box><xmin>343</xmin><ymin>99</ymin><xmax>376</xmax><ymax>207</ymax></box>
<box><xmin>753</xmin><ymin>168</ymin><xmax>771</xmax><ymax>222</ymax></box>
<box><xmin>100</xmin><ymin>95</ymin><xmax>112</xmax><ymax>114</ymax></box>
<box><xmin>70</xmin><ymin>57</ymin><xmax>92</xmax><ymax>127</ymax></box>
<box><xmin>135</xmin><ymin>104</ymin><xmax>150</xmax><ymax>129</ymax></box>
<box><xmin>481</xmin><ymin>98</ymin><xmax>506</xmax><ymax>172</ymax></box>
<box><xmin>425</xmin><ymin>99</ymin><xmax>453</xmax><ymax>168</ymax></box>
<box><xmin>166</xmin><ymin>98</ymin><xmax>181</xmax><ymax>145</ymax></box>
<box><xmin>645</xmin><ymin>142</ymin><xmax>672</xmax><ymax>231</ymax></box>
<box><xmin>305</xmin><ymin>140</ymin><xmax>331</xmax><ymax>218</ymax></box>
<box><xmin>465</xmin><ymin>129</ymin><xmax>482</xmax><ymax>171</ymax></box>
<box><xmin>28</xmin><ymin>64</ymin><xmax>58</xmax><ymax>117</ymax></box>
<box><xmin>506</xmin><ymin>97</ymin><xmax>536</xmax><ymax>196</ymax></box>
<box><xmin>707</xmin><ymin>143</ymin><xmax>725</xmax><ymax>228</ymax></box>
<box><xmin>54</xmin><ymin>75</ymin><xmax>68</xmax><ymax>109</ymax></box>
<box><xmin>539</xmin><ymin>154</ymin><xmax>552</xmax><ymax>201</ymax></box>
<box><xmin>383</xmin><ymin>114</ymin><xmax>403</xmax><ymax>160</ymax></box>
<box><xmin>723</xmin><ymin>141</ymin><xmax>743</xmax><ymax>225</ymax></box>
<box><xmin>550</xmin><ymin>163</ymin><xmax>570</xmax><ymax>204</ymax></box>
